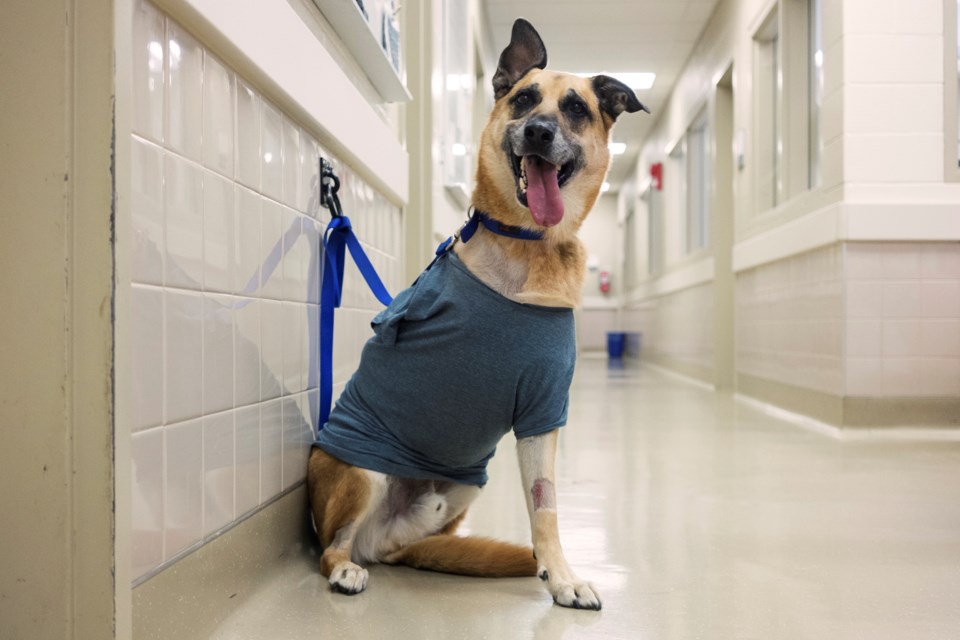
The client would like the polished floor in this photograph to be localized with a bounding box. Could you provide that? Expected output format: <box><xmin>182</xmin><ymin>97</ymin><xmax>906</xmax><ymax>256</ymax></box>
<box><xmin>211</xmin><ymin>357</ymin><xmax>960</xmax><ymax>640</ymax></box>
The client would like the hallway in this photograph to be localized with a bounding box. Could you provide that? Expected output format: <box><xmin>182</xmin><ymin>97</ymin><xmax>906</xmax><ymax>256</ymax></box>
<box><xmin>5</xmin><ymin>0</ymin><xmax>960</xmax><ymax>637</ymax></box>
<box><xmin>210</xmin><ymin>358</ymin><xmax>960</xmax><ymax>640</ymax></box>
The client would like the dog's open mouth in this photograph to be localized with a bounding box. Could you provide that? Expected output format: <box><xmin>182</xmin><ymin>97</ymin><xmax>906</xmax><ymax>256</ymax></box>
<box><xmin>511</xmin><ymin>154</ymin><xmax>575</xmax><ymax>227</ymax></box>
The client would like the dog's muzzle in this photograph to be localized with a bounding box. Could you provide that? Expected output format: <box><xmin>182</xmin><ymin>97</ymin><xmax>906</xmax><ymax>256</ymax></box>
<box><xmin>507</xmin><ymin>116</ymin><xmax>578</xmax><ymax>228</ymax></box>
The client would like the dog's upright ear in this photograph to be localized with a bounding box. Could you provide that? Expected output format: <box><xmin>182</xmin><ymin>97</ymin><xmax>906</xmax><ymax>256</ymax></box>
<box><xmin>492</xmin><ymin>19</ymin><xmax>548</xmax><ymax>100</ymax></box>
<box><xmin>592</xmin><ymin>75</ymin><xmax>651</xmax><ymax>121</ymax></box>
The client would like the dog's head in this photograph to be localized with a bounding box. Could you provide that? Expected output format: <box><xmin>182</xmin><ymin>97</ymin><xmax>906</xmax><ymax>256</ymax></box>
<box><xmin>475</xmin><ymin>19</ymin><xmax>649</xmax><ymax>234</ymax></box>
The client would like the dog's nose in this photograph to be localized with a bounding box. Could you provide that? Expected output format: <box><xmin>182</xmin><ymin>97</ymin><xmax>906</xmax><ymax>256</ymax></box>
<box><xmin>524</xmin><ymin>118</ymin><xmax>556</xmax><ymax>146</ymax></box>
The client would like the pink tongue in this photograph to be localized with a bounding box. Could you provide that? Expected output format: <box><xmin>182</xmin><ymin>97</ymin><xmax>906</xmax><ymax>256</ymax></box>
<box><xmin>525</xmin><ymin>157</ymin><xmax>564</xmax><ymax>227</ymax></box>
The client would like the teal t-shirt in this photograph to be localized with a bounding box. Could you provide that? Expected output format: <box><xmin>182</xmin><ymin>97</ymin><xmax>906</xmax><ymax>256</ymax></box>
<box><xmin>314</xmin><ymin>251</ymin><xmax>576</xmax><ymax>487</ymax></box>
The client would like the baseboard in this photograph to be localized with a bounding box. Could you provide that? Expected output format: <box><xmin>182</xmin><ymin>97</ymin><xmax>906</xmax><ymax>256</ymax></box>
<box><xmin>843</xmin><ymin>397</ymin><xmax>960</xmax><ymax>428</ymax></box>
<box><xmin>737</xmin><ymin>373</ymin><xmax>844</xmax><ymax>426</ymax></box>
<box><xmin>646</xmin><ymin>353</ymin><xmax>714</xmax><ymax>386</ymax></box>
<box><xmin>132</xmin><ymin>484</ymin><xmax>312</xmax><ymax>640</ymax></box>
<box><xmin>737</xmin><ymin>372</ymin><xmax>960</xmax><ymax>429</ymax></box>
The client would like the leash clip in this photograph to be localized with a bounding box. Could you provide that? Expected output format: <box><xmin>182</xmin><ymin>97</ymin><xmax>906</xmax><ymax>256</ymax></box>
<box><xmin>319</xmin><ymin>157</ymin><xmax>343</xmax><ymax>218</ymax></box>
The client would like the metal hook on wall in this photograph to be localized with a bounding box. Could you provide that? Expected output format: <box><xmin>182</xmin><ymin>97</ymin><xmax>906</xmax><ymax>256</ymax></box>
<box><xmin>319</xmin><ymin>157</ymin><xmax>343</xmax><ymax>218</ymax></box>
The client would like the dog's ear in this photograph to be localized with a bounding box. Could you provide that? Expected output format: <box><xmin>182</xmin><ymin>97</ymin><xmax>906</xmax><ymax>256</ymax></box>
<box><xmin>591</xmin><ymin>75</ymin><xmax>650</xmax><ymax>120</ymax></box>
<box><xmin>492</xmin><ymin>19</ymin><xmax>548</xmax><ymax>100</ymax></box>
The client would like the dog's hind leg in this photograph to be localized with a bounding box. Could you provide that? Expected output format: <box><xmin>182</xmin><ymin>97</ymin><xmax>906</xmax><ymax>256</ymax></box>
<box><xmin>307</xmin><ymin>448</ymin><xmax>383</xmax><ymax>595</ymax></box>
<box><xmin>381</xmin><ymin>483</ymin><xmax>538</xmax><ymax>576</ymax></box>
<box><xmin>437</xmin><ymin>483</ymin><xmax>482</xmax><ymax>534</ymax></box>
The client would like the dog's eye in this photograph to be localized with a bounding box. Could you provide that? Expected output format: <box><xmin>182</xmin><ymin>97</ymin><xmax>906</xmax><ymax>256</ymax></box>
<box><xmin>568</xmin><ymin>102</ymin><xmax>587</xmax><ymax>117</ymax></box>
<box><xmin>515</xmin><ymin>92</ymin><xmax>532</xmax><ymax>107</ymax></box>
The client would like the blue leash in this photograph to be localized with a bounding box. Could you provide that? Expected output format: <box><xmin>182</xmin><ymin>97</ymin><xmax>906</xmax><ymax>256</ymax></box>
<box><xmin>318</xmin><ymin>161</ymin><xmax>393</xmax><ymax>429</ymax></box>
<box><xmin>317</xmin><ymin>160</ymin><xmax>545</xmax><ymax>434</ymax></box>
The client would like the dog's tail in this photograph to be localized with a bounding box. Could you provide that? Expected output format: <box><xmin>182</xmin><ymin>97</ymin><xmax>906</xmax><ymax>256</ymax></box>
<box><xmin>383</xmin><ymin>535</ymin><xmax>537</xmax><ymax>578</ymax></box>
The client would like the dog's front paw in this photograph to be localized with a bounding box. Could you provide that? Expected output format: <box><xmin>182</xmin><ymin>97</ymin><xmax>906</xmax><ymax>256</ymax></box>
<box><xmin>329</xmin><ymin>562</ymin><xmax>368</xmax><ymax>595</ymax></box>
<box><xmin>543</xmin><ymin>572</ymin><xmax>601</xmax><ymax>611</ymax></box>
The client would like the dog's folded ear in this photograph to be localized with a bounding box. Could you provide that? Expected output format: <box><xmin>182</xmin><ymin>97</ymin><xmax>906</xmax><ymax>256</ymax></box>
<box><xmin>492</xmin><ymin>19</ymin><xmax>548</xmax><ymax>100</ymax></box>
<box><xmin>592</xmin><ymin>75</ymin><xmax>651</xmax><ymax>120</ymax></box>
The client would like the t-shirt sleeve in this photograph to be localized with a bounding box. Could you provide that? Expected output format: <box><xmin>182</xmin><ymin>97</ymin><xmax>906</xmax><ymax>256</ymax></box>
<box><xmin>512</xmin><ymin>358</ymin><xmax>575</xmax><ymax>439</ymax></box>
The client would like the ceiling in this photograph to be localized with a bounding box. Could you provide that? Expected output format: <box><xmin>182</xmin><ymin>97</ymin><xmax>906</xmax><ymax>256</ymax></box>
<box><xmin>483</xmin><ymin>0</ymin><xmax>722</xmax><ymax>190</ymax></box>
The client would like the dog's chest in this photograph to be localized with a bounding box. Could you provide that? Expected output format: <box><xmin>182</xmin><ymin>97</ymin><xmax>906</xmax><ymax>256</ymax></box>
<box><xmin>455</xmin><ymin>244</ymin><xmax>528</xmax><ymax>300</ymax></box>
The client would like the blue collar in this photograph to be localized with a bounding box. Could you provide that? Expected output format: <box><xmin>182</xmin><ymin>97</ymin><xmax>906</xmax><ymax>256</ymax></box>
<box><xmin>459</xmin><ymin>209</ymin><xmax>544</xmax><ymax>243</ymax></box>
<box><xmin>433</xmin><ymin>209</ymin><xmax>544</xmax><ymax>262</ymax></box>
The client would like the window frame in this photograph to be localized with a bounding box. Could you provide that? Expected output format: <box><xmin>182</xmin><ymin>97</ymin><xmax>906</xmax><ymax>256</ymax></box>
<box><xmin>753</xmin><ymin>7</ymin><xmax>781</xmax><ymax>213</ymax></box>
<box><xmin>752</xmin><ymin>0</ymin><xmax>821</xmax><ymax>216</ymax></box>
<box><xmin>643</xmin><ymin>184</ymin><xmax>663</xmax><ymax>278</ymax></box>
<box><xmin>946</xmin><ymin>0</ymin><xmax>960</xmax><ymax>180</ymax></box>
<box><xmin>808</xmin><ymin>0</ymin><xmax>823</xmax><ymax>189</ymax></box>
<box><xmin>684</xmin><ymin>109</ymin><xmax>710</xmax><ymax>255</ymax></box>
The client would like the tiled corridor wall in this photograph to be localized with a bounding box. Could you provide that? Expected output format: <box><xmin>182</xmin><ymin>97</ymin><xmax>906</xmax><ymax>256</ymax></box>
<box><xmin>736</xmin><ymin>246</ymin><xmax>844</xmax><ymax>395</ymax></box>
<box><xmin>129</xmin><ymin>0</ymin><xmax>403</xmax><ymax>581</ymax></box>
<box><xmin>628</xmin><ymin>283</ymin><xmax>716</xmax><ymax>381</ymax></box>
<box><xmin>844</xmin><ymin>242</ymin><xmax>960</xmax><ymax>398</ymax></box>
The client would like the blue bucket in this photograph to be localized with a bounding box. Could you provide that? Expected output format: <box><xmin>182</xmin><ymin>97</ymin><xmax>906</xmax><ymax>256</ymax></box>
<box><xmin>606</xmin><ymin>332</ymin><xmax>626</xmax><ymax>359</ymax></box>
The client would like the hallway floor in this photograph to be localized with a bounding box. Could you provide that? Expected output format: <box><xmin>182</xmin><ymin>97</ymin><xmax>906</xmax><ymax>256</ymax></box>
<box><xmin>211</xmin><ymin>357</ymin><xmax>960</xmax><ymax>640</ymax></box>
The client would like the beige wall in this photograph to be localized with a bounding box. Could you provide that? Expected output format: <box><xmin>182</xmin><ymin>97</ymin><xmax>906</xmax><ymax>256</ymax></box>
<box><xmin>736</xmin><ymin>245</ymin><xmax>844</xmax><ymax>395</ymax></box>
<box><xmin>620</xmin><ymin>0</ymin><xmax>959</xmax><ymax>423</ymax></box>
<box><xmin>0</xmin><ymin>0</ymin><xmax>118</xmax><ymax>637</ymax></box>
<box><xmin>576</xmin><ymin>195</ymin><xmax>623</xmax><ymax>351</ymax></box>
<box><xmin>627</xmin><ymin>283</ymin><xmax>717</xmax><ymax>382</ymax></box>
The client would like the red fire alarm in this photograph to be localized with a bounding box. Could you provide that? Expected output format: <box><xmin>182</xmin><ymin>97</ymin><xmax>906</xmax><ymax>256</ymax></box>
<box><xmin>599</xmin><ymin>271</ymin><xmax>611</xmax><ymax>294</ymax></box>
<box><xmin>650</xmin><ymin>162</ymin><xmax>663</xmax><ymax>191</ymax></box>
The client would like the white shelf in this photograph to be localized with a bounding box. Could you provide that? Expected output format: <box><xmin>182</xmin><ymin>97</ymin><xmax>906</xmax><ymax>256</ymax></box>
<box><xmin>312</xmin><ymin>0</ymin><xmax>411</xmax><ymax>103</ymax></box>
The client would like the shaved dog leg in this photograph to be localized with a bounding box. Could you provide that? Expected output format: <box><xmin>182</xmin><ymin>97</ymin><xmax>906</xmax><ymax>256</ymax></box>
<box><xmin>517</xmin><ymin>431</ymin><xmax>601</xmax><ymax>610</ymax></box>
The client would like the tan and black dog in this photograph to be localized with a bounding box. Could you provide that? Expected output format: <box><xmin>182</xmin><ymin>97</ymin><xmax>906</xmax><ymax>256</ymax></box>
<box><xmin>307</xmin><ymin>18</ymin><xmax>646</xmax><ymax>610</ymax></box>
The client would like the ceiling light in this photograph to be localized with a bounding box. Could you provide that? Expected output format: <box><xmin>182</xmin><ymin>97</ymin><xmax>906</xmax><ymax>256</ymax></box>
<box><xmin>609</xmin><ymin>142</ymin><xmax>627</xmax><ymax>155</ymax></box>
<box><xmin>576</xmin><ymin>72</ymin><xmax>655</xmax><ymax>90</ymax></box>
<box><xmin>601</xmin><ymin>182</ymin><xmax>611</xmax><ymax>193</ymax></box>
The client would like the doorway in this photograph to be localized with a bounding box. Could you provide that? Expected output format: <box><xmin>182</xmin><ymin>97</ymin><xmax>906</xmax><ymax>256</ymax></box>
<box><xmin>713</xmin><ymin>65</ymin><xmax>735</xmax><ymax>390</ymax></box>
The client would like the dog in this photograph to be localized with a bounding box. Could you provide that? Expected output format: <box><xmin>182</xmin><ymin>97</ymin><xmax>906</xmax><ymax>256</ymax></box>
<box><xmin>308</xmin><ymin>18</ymin><xmax>647</xmax><ymax>610</ymax></box>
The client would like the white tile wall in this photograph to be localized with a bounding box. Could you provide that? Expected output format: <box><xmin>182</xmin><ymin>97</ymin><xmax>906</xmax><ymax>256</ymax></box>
<box><xmin>202</xmin><ymin>53</ymin><xmax>235</xmax><ymax>178</ymax></box>
<box><xmin>130</xmin><ymin>426</ymin><xmax>163</xmax><ymax>577</ymax></box>
<box><xmin>166</xmin><ymin>22</ymin><xmax>203</xmax><ymax>162</ymax></box>
<box><xmin>128</xmin><ymin>1</ymin><xmax>404</xmax><ymax>582</ymax></box>
<box><xmin>202</xmin><ymin>411</ymin><xmax>234</xmax><ymax>536</ymax></box>
<box><xmin>131</xmin><ymin>0</ymin><xmax>165</xmax><ymax>144</ymax></box>
<box><xmin>844</xmin><ymin>242</ymin><xmax>960</xmax><ymax>397</ymax></box>
<box><xmin>131</xmin><ymin>139</ymin><xmax>165</xmax><ymax>285</ymax></box>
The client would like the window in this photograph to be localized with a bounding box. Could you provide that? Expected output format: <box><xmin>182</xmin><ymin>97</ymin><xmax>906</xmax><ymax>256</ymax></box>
<box><xmin>945</xmin><ymin>0</ymin><xmax>960</xmax><ymax>176</ymax></box>
<box><xmin>668</xmin><ymin>140</ymin><xmax>686</xmax><ymax>256</ymax></box>
<box><xmin>808</xmin><ymin>0</ymin><xmax>823</xmax><ymax>188</ymax></box>
<box><xmin>645</xmin><ymin>185</ymin><xmax>663</xmax><ymax>276</ymax></box>
<box><xmin>685</xmin><ymin>111</ymin><xmax>710</xmax><ymax>253</ymax></box>
<box><xmin>623</xmin><ymin>196</ymin><xmax>638</xmax><ymax>292</ymax></box>
<box><xmin>753</xmin><ymin>0</ymin><xmax>822</xmax><ymax>212</ymax></box>
<box><xmin>955</xmin><ymin>0</ymin><xmax>960</xmax><ymax>169</ymax></box>
<box><xmin>754</xmin><ymin>8</ymin><xmax>780</xmax><ymax>212</ymax></box>
<box><xmin>441</xmin><ymin>0</ymin><xmax>472</xmax><ymax>195</ymax></box>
